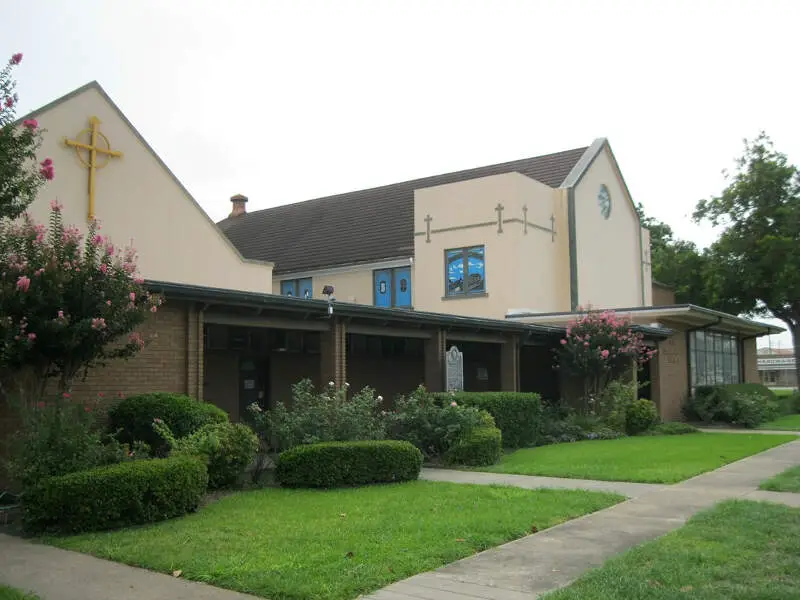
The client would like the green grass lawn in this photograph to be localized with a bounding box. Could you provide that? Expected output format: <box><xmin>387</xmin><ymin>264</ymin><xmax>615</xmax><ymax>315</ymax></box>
<box><xmin>760</xmin><ymin>465</ymin><xmax>800</xmax><ymax>492</ymax></box>
<box><xmin>480</xmin><ymin>433</ymin><xmax>796</xmax><ymax>483</ymax></box>
<box><xmin>545</xmin><ymin>500</ymin><xmax>800</xmax><ymax>599</ymax></box>
<box><xmin>759</xmin><ymin>413</ymin><xmax>800</xmax><ymax>431</ymax></box>
<box><xmin>45</xmin><ymin>481</ymin><xmax>622</xmax><ymax>600</ymax></box>
<box><xmin>0</xmin><ymin>586</ymin><xmax>39</xmax><ymax>600</ymax></box>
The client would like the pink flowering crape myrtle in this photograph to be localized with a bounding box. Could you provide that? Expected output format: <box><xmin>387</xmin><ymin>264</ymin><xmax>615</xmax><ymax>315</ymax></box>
<box><xmin>557</xmin><ymin>310</ymin><xmax>656</xmax><ymax>412</ymax></box>
<box><xmin>0</xmin><ymin>203</ymin><xmax>163</xmax><ymax>404</ymax></box>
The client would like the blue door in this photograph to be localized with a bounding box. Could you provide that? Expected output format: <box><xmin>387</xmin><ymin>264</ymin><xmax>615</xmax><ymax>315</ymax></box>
<box><xmin>394</xmin><ymin>267</ymin><xmax>412</xmax><ymax>307</ymax></box>
<box><xmin>280</xmin><ymin>281</ymin><xmax>296</xmax><ymax>297</ymax></box>
<box><xmin>374</xmin><ymin>270</ymin><xmax>392</xmax><ymax>307</ymax></box>
<box><xmin>297</xmin><ymin>278</ymin><xmax>313</xmax><ymax>299</ymax></box>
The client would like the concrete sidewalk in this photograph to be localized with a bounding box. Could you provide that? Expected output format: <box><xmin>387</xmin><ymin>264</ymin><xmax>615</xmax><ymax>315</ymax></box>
<box><xmin>0</xmin><ymin>533</ymin><xmax>260</xmax><ymax>600</ymax></box>
<box><xmin>421</xmin><ymin>468</ymin><xmax>661</xmax><ymax>498</ymax></box>
<box><xmin>366</xmin><ymin>438</ymin><xmax>800</xmax><ymax>600</ymax></box>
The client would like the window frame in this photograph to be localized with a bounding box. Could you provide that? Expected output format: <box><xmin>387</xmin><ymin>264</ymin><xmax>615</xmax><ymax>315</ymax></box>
<box><xmin>280</xmin><ymin>277</ymin><xmax>313</xmax><ymax>299</ymax></box>
<box><xmin>688</xmin><ymin>330</ymin><xmax>741</xmax><ymax>391</ymax></box>
<box><xmin>444</xmin><ymin>245</ymin><xmax>487</xmax><ymax>298</ymax></box>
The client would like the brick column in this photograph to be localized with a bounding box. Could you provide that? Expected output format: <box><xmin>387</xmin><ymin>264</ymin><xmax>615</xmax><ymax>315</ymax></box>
<box><xmin>321</xmin><ymin>318</ymin><xmax>347</xmax><ymax>387</ymax></box>
<box><xmin>500</xmin><ymin>335</ymin><xmax>520</xmax><ymax>392</ymax></box>
<box><xmin>424</xmin><ymin>328</ymin><xmax>446</xmax><ymax>392</ymax></box>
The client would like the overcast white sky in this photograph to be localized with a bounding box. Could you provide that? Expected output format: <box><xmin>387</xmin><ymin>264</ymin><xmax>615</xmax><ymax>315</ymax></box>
<box><xmin>3</xmin><ymin>0</ymin><xmax>798</xmax><ymax>348</ymax></box>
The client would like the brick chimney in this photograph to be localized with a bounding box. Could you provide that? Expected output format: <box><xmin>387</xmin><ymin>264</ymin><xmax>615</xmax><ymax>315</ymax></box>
<box><xmin>229</xmin><ymin>194</ymin><xmax>248</xmax><ymax>217</ymax></box>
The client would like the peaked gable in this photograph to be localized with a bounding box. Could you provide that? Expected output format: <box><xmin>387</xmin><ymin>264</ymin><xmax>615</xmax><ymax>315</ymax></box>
<box><xmin>19</xmin><ymin>82</ymin><xmax>274</xmax><ymax>293</ymax></box>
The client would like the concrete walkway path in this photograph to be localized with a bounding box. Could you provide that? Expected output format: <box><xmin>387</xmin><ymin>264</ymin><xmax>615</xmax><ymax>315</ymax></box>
<box><xmin>366</xmin><ymin>438</ymin><xmax>800</xmax><ymax>600</ymax></box>
<box><xmin>0</xmin><ymin>533</ymin><xmax>261</xmax><ymax>600</ymax></box>
<box><xmin>421</xmin><ymin>469</ymin><xmax>661</xmax><ymax>497</ymax></box>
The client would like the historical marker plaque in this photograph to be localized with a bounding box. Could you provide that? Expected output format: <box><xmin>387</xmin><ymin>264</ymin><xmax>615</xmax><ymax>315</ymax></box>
<box><xmin>446</xmin><ymin>345</ymin><xmax>464</xmax><ymax>392</ymax></box>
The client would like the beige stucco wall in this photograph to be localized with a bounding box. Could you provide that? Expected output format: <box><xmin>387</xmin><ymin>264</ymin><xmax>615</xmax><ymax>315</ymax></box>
<box><xmin>413</xmin><ymin>172</ymin><xmax>569</xmax><ymax>319</ymax></box>
<box><xmin>573</xmin><ymin>146</ymin><xmax>645</xmax><ymax>310</ymax></box>
<box><xmin>22</xmin><ymin>85</ymin><xmax>273</xmax><ymax>293</ymax></box>
<box><xmin>272</xmin><ymin>267</ymin><xmax>379</xmax><ymax>304</ymax></box>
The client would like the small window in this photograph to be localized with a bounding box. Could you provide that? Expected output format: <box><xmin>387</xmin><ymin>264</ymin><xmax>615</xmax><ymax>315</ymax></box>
<box><xmin>280</xmin><ymin>278</ymin><xmax>313</xmax><ymax>299</ymax></box>
<box><xmin>446</xmin><ymin>245</ymin><xmax>486</xmax><ymax>296</ymax></box>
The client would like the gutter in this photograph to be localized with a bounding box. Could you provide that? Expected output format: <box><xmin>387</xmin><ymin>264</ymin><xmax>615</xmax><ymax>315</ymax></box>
<box><xmin>144</xmin><ymin>279</ymin><xmax>565</xmax><ymax>338</ymax></box>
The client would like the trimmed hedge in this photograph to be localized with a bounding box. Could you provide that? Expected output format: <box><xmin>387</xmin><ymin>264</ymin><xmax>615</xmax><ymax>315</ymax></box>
<box><xmin>443</xmin><ymin>426</ymin><xmax>502</xmax><ymax>466</ymax></box>
<box><xmin>275</xmin><ymin>440</ymin><xmax>423</xmax><ymax>488</ymax></box>
<box><xmin>108</xmin><ymin>392</ymin><xmax>228</xmax><ymax>455</ymax></box>
<box><xmin>433</xmin><ymin>392</ymin><xmax>542</xmax><ymax>447</ymax></box>
<box><xmin>23</xmin><ymin>456</ymin><xmax>208</xmax><ymax>535</ymax></box>
<box><xmin>643</xmin><ymin>422</ymin><xmax>700</xmax><ymax>436</ymax></box>
<box><xmin>684</xmin><ymin>383</ymin><xmax>780</xmax><ymax>428</ymax></box>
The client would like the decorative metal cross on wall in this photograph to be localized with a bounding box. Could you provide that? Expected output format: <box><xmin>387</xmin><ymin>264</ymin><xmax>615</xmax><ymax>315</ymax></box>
<box><xmin>64</xmin><ymin>116</ymin><xmax>123</xmax><ymax>221</ymax></box>
<box><xmin>495</xmin><ymin>203</ymin><xmax>504</xmax><ymax>233</ymax></box>
<box><xmin>424</xmin><ymin>214</ymin><xmax>433</xmax><ymax>243</ymax></box>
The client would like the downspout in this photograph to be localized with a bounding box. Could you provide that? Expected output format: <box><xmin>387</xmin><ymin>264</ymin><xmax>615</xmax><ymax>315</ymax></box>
<box><xmin>638</xmin><ymin>226</ymin><xmax>646</xmax><ymax>306</ymax></box>
<box><xmin>567</xmin><ymin>187</ymin><xmax>579</xmax><ymax>311</ymax></box>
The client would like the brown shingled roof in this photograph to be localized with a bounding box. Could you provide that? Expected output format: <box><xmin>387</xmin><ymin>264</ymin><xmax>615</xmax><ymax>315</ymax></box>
<box><xmin>218</xmin><ymin>146</ymin><xmax>588</xmax><ymax>274</ymax></box>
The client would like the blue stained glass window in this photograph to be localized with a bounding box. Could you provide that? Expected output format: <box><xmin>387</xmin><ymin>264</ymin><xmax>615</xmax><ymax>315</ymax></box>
<box><xmin>446</xmin><ymin>245</ymin><xmax>485</xmax><ymax>296</ymax></box>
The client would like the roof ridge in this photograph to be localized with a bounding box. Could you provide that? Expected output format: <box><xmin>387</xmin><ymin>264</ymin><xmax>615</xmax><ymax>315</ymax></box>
<box><xmin>226</xmin><ymin>145</ymin><xmax>589</xmax><ymax>221</ymax></box>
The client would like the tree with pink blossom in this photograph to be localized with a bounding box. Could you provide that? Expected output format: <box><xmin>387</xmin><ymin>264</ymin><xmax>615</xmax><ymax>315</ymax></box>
<box><xmin>557</xmin><ymin>310</ymin><xmax>656</xmax><ymax>413</ymax></box>
<box><xmin>0</xmin><ymin>202</ymin><xmax>162</xmax><ymax>405</ymax></box>
<box><xmin>0</xmin><ymin>52</ymin><xmax>55</xmax><ymax>220</ymax></box>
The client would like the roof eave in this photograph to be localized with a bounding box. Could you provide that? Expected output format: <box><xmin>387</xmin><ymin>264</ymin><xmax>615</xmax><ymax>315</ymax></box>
<box><xmin>144</xmin><ymin>280</ymin><xmax>564</xmax><ymax>337</ymax></box>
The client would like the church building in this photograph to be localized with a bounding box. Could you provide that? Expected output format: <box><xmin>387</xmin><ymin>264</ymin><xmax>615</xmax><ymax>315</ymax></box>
<box><xmin>1</xmin><ymin>81</ymin><xmax>782</xmax><ymax>434</ymax></box>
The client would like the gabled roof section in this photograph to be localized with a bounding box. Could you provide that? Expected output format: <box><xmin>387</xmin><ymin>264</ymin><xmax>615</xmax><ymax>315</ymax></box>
<box><xmin>218</xmin><ymin>146</ymin><xmax>588</xmax><ymax>274</ymax></box>
<box><xmin>17</xmin><ymin>81</ymin><xmax>272</xmax><ymax>268</ymax></box>
<box><xmin>561</xmin><ymin>137</ymin><xmax>642</xmax><ymax>226</ymax></box>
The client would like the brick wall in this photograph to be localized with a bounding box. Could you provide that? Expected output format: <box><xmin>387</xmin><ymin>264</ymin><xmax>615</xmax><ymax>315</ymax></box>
<box><xmin>652</xmin><ymin>283</ymin><xmax>676</xmax><ymax>306</ymax></box>
<box><xmin>67</xmin><ymin>302</ymin><xmax>191</xmax><ymax>402</ymax></box>
<box><xmin>651</xmin><ymin>320</ymin><xmax>688</xmax><ymax>421</ymax></box>
<box><xmin>743</xmin><ymin>337</ymin><xmax>759</xmax><ymax>383</ymax></box>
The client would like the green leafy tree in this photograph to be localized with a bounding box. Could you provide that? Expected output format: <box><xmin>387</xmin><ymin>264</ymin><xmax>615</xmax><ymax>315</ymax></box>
<box><xmin>0</xmin><ymin>202</ymin><xmax>163</xmax><ymax>405</ymax></box>
<box><xmin>694</xmin><ymin>132</ymin><xmax>800</xmax><ymax>383</ymax></box>
<box><xmin>0</xmin><ymin>52</ymin><xmax>54</xmax><ymax>219</ymax></box>
<box><xmin>636</xmin><ymin>204</ymin><xmax>716</xmax><ymax>307</ymax></box>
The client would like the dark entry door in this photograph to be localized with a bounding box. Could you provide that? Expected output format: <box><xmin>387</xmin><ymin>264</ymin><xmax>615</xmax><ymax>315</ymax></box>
<box><xmin>239</xmin><ymin>355</ymin><xmax>269</xmax><ymax>419</ymax></box>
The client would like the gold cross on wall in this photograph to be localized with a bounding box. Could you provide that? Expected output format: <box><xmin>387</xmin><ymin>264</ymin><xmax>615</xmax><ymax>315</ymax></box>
<box><xmin>64</xmin><ymin>116</ymin><xmax>123</xmax><ymax>220</ymax></box>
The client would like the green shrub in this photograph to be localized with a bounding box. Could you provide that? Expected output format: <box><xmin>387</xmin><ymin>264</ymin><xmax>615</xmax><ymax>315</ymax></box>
<box><xmin>23</xmin><ymin>456</ymin><xmax>208</xmax><ymax>535</ymax></box>
<box><xmin>432</xmin><ymin>391</ymin><xmax>542</xmax><ymax>447</ymax></box>
<box><xmin>625</xmin><ymin>399</ymin><xmax>660</xmax><ymax>435</ymax></box>
<box><xmin>246</xmin><ymin>380</ymin><xmax>387</xmax><ymax>454</ymax></box>
<box><xmin>169</xmin><ymin>422</ymin><xmax>259</xmax><ymax>489</ymax></box>
<box><xmin>684</xmin><ymin>384</ymin><xmax>780</xmax><ymax>428</ymax></box>
<box><xmin>108</xmin><ymin>393</ymin><xmax>228</xmax><ymax>455</ymax></box>
<box><xmin>4</xmin><ymin>401</ymin><xmax>133</xmax><ymax>492</ymax></box>
<box><xmin>387</xmin><ymin>386</ymin><xmax>488</xmax><ymax>459</ymax></box>
<box><xmin>777</xmin><ymin>391</ymin><xmax>800</xmax><ymax>415</ymax></box>
<box><xmin>643</xmin><ymin>422</ymin><xmax>700</xmax><ymax>436</ymax></box>
<box><xmin>275</xmin><ymin>440</ymin><xmax>422</xmax><ymax>488</ymax></box>
<box><xmin>598</xmin><ymin>379</ymin><xmax>638</xmax><ymax>433</ymax></box>
<box><xmin>443</xmin><ymin>427</ymin><xmax>502</xmax><ymax>466</ymax></box>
